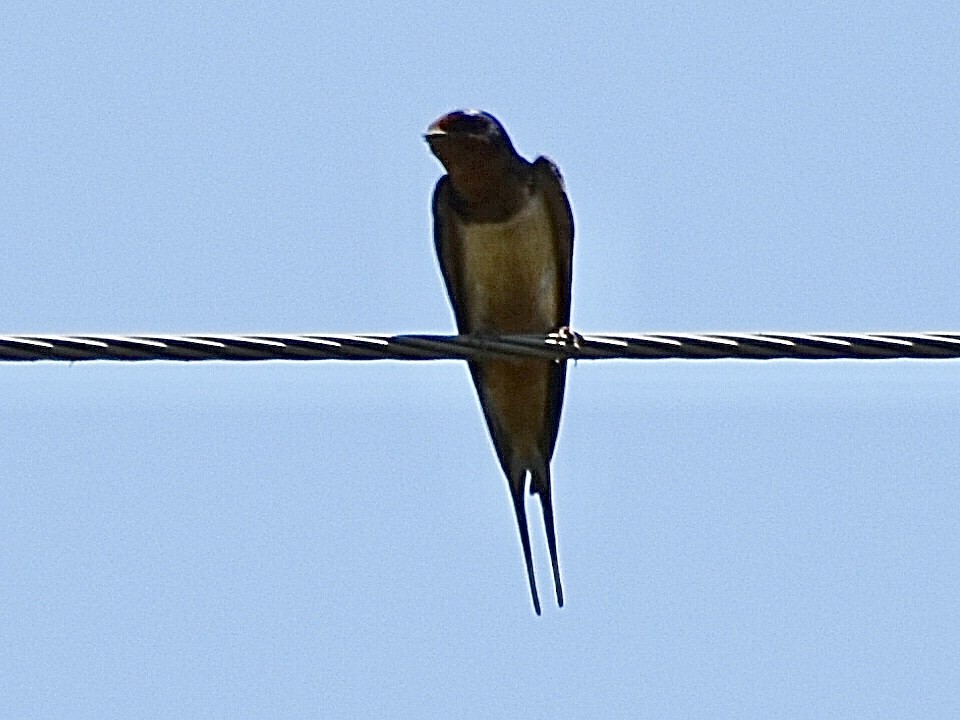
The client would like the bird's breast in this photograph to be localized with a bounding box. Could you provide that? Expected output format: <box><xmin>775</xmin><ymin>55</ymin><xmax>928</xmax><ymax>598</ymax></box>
<box><xmin>455</xmin><ymin>191</ymin><xmax>560</xmax><ymax>333</ymax></box>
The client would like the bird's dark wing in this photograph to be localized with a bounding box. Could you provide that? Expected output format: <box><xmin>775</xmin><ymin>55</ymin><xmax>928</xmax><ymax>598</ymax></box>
<box><xmin>532</xmin><ymin>157</ymin><xmax>574</xmax><ymax>327</ymax></box>
<box><xmin>529</xmin><ymin>157</ymin><xmax>574</xmax><ymax>469</ymax></box>
<box><xmin>431</xmin><ymin>176</ymin><xmax>470</xmax><ymax>332</ymax></box>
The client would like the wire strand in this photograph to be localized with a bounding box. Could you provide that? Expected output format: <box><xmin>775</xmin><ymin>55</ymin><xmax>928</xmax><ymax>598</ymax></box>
<box><xmin>2</xmin><ymin>332</ymin><xmax>960</xmax><ymax>362</ymax></box>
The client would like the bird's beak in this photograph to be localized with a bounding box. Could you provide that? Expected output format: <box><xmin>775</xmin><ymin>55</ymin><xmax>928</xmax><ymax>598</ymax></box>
<box><xmin>424</xmin><ymin>123</ymin><xmax>446</xmax><ymax>142</ymax></box>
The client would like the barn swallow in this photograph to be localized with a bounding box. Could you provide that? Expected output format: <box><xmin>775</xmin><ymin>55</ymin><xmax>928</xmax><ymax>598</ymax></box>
<box><xmin>425</xmin><ymin>110</ymin><xmax>574</xmax><ymax>614</ymax></box>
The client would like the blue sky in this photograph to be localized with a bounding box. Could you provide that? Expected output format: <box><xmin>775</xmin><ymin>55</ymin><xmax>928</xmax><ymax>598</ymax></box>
<box><xmin>3</xmin><ymin>2</ymin><xmax>960</xmax><ymax>717</ymax></box>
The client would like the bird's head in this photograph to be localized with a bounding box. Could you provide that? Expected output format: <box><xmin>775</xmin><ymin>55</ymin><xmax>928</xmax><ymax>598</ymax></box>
<box><xmin>425</xmin><ymin>110</ymin><xmax>521</xmax><ymax>202</ymax></box>
<box><xmin>425</xmin><ymin>110</ymin><xmax>515</xmax><ymax>153</ymax></box>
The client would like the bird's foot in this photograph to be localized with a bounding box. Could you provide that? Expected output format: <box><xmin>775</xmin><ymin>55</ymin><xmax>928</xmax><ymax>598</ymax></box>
<box><xmin>549</xmin><ymin>326</ymin><xmax>583</xmax><ymax>363</ymax></box>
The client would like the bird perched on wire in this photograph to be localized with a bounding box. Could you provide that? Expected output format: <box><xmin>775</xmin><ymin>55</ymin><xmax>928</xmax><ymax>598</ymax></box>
<box><xmin>425</xmin><ymin>109</ymin><xmax>574</xmax><ymax>615</ymax></box>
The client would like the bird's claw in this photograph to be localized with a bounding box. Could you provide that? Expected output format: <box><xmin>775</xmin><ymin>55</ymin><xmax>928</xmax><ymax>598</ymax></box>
<box><xmin>549</xmin><ymin>326</ymin><xmax>583</xmax><ymax>363</ymax></box>
<box><xmin>555</xmin><ymin>325</ymin><xmax>582</xmax><ymax>348</ymax></box>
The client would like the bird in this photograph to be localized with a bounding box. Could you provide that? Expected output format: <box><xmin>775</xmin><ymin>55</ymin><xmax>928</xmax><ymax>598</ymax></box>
<box><xmin>425</xmin><ymin>109</ymin><xmax>574</xmax><ymax>614</ymax></box>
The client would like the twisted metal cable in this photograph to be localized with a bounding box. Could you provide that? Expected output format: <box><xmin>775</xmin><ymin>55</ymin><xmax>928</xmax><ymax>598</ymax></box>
<box><xmin>2</xmin><ymin>332</ymin><xmax>960</xmax><ymax>362</ymax></box>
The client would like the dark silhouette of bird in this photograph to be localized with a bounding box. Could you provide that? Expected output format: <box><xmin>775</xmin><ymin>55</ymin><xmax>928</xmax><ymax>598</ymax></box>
<box><xmin>425</xmin><ymin>110</ymin><xmax>574</xmax><ymax>614</ymax></box>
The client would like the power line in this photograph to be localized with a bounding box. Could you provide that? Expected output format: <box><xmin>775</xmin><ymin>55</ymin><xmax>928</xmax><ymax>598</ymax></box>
<box><xmin>2</xmin><ymin>332</ymin><xmax>960</xmax><ymax>362</ymax></box>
